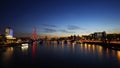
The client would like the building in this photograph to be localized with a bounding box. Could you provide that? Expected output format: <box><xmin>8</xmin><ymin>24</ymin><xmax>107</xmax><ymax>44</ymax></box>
<box><xmin>5</xmin><ymin>27</ymin><xmax>13</xmax><ymax>39</ymax></box>
<box><xmin>5</xmin><ymin>27</ymin><xmax>16</xmax><ymax>44</ymax></box>
<box><xmin>82</xmin><ymin>31</ymin><xmax>106</xmax><ymax>41</ymax></box>
<box><xmin>90</xmin><ymin>31</ymin><xmax>106</xmax><ymax>41</ymax></box>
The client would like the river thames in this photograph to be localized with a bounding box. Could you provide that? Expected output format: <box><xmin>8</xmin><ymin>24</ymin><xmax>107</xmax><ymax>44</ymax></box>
<box><xmin>0</xmin><ymin>42</ymin><xmax>120</xmax><ymax>68</ymax></box>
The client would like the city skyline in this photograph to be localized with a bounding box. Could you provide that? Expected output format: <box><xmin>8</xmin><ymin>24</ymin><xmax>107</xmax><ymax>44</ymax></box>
<box><xmin>0</xmin><ymin>0</ymin><xmax>120</xmax><ymax>37</ymax></box>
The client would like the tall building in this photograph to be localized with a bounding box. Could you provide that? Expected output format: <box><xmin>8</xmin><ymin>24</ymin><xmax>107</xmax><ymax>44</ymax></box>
<box><xmin>5</xmin><ymin>27</ymin><xmax>16</xmax><ymax>44</ymax></box>
<box><xmin>5</xmin><ymin>27</ymin><xmax>13</xmax><ymax>39</ymax></box>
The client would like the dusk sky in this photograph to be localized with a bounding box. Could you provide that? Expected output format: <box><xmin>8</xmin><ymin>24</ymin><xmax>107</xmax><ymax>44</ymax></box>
<box><xmin>0</xmin><ymin>0</ymin><xmax>120</xmax><ymax>37</ymax></box>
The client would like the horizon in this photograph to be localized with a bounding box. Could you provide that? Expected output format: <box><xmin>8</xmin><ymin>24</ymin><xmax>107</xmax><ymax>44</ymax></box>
<box><xmin>1</xmin><ymin>27</ymin><xmax>120</xmax><ymax>38</ymax></box>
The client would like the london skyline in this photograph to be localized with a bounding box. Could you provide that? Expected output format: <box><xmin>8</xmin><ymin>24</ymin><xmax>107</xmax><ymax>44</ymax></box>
<box><xmin>0</xmin><ymin>0</ymin><xmax>120</xmax><ymax>37</ymax></box>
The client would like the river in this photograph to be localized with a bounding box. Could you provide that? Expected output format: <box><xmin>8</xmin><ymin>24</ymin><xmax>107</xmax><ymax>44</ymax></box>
<box><xmin>0</xmin><ymin>42</ymin><xmax>120</xmax><ymax>68</ymax></box>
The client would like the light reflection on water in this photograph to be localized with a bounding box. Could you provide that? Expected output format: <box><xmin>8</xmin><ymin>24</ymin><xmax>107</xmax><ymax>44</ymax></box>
<box><xmin>2</xmin><ymin>47</ymin><xmax>13</xmax><ymax>64</ymax></box>
<box><xmin>0</xmin><ymin>42</ymin><xmax>120</xmax><ymax>68</ymax></box>
<box><xmin>1</xmin><ymin>44</ymin><xmax>29</xmax><ymax>64</ymax></box>
<box><xmin>117</xmin><ymin>51</ymin><xmax>120</xmax><ymax>63</ymax></box>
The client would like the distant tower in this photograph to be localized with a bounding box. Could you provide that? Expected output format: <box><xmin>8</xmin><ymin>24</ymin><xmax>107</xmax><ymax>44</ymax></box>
<box><xmin>5</xmin><ymin>27</ymin><xmax>13</xmax><ymax>39</ymax></box>
<box><xmin>31</xmin><ymin>27</ymin><xmax>37</xmax><ymax>41</ymax></box>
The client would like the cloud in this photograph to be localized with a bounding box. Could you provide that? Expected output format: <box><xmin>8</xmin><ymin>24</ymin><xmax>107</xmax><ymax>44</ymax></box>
<box><xmin>41</xmin><ymin>24</ymin><xmax>57</xmax><ymax>27</ymax></box>
<box><xmin>43</xmin><ymin>28</ymin><xmax>57</xmax><ymax>33</ymax></box>
<box><xmin>67</xmin><ymin>25</ymin><xmax>84</xmax><ymax>30</ymax></box>
<box><xmin>59</xmin><ymin>30</ymin><xmax>74</xmax><ymax>33</ymax></box>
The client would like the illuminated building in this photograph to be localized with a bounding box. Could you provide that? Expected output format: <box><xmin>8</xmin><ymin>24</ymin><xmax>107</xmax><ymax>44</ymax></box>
<box><xmin>82</xmin><ymin>31</ymin><xmax>106</xmax><ymax>41</ymax></box>
<box><xmin>87</xmin><ymin>31</ymin><xmax>106</xmax><ymax>41</ymax></box>
<box><xmin>5</xmin><ymin>27</ymin><xmax>16</xmax><ymax>43</ymax></box>
<box><xmin>5</xmin><ymin>27</ymin><xmax>13</xmax><ymax>39</ymax></box>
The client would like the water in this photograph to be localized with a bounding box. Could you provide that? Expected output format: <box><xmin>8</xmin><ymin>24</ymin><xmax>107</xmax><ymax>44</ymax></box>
<box><xmin>0</xmin><ymin>42</ymin><xmax>120</xmax><ymax>68</ymax></box>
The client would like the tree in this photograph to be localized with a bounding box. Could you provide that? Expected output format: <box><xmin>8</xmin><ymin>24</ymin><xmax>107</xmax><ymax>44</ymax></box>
<box><xmin>0</xmin><ymin>34</ymin><xmax>6</xmax><ymax>45</ymax></box>
<box><xmin>101</xmin><ymin>31</ymin><xmax>106</xmax><ymax>43</ymax></box>
<box><xmin>106</xmin><ymin>34</ymin><xmax>113</xmax><ymax>44</ymax></box>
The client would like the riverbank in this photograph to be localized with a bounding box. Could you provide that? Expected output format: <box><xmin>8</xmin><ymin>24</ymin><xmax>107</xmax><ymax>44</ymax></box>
<box><xmin>83</xmin><ymin>41</ymin><xmax>120</xmax><ymax>50</ymax></box>
<box><xmin>0</xmin><ymin>42</ymin><xmax>30</xmax><ymax>48</ymax></box>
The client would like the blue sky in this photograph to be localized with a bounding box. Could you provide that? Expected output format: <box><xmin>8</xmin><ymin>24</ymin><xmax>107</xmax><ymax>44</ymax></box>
<box><xmin>0</xmin><ymin>0</ymin><xmax>120</xmax><ymax>37</ymax></box>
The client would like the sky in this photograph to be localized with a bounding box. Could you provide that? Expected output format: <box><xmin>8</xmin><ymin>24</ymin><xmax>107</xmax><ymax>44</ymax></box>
<box><xmin>0</xmin><ymin>0</ymin><xmax>120</xmax><ymax>37</ymax></box>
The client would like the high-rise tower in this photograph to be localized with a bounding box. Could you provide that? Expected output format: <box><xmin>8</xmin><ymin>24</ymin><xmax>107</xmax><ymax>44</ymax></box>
<box><xmin>5</xmin><ymin>27</ymin><xmax>13</xmax><ymax>39</ymax></box>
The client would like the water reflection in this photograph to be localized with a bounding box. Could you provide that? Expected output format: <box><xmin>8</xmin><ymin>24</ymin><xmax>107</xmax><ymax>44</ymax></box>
<box><xmin>98</xmin><ymin>46</ymin><xmax>102</xmax><ymax>58</ymax></box>
<box><xmin>0</xmin><ymin>42</ymin><xmax>120</xmax><ymax>68</ymax></box>
<box><xmin>2</xmin><ymin>47</ymin><xmax>13</xmax><ymax>64</ymax></box>
<box><xmin>32</xmin><ymin>42</ymin><xmax>37</xmax><ymax>60</ymax></box>
<box><xmin>77</xmin><ymin>43</ymin><xmax>104</xmax><ymax>59</ymax></box>
<box><xmin>117</xmin><ymin>51</ymin><xmax>120</xmax><ymax>63</ymax></box>
<box><xmin>72</xmin><ymin>42</ymin><xmax>75</xmax><ymax>53</ymax></box>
